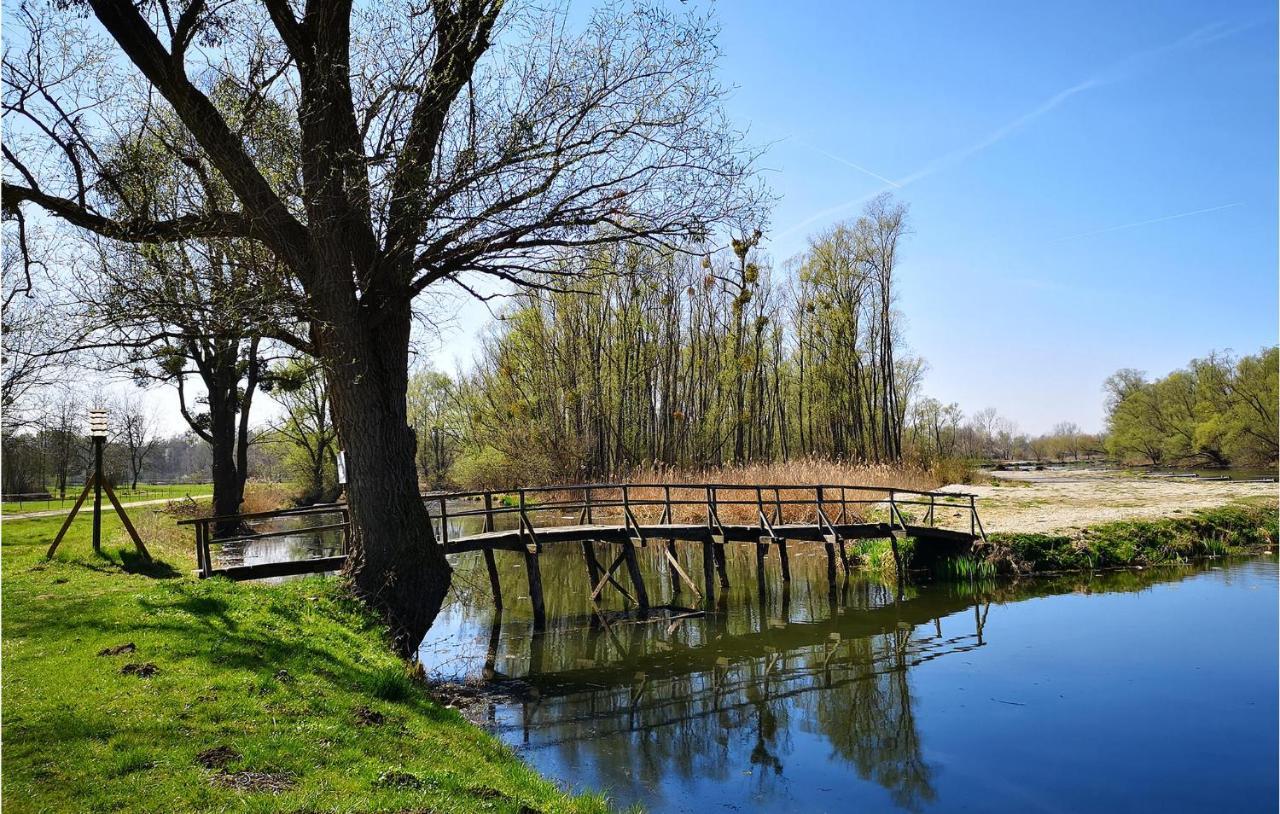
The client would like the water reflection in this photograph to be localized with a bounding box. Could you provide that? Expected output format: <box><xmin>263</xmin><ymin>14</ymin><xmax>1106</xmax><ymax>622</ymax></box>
<box><xmin>422</xmin><ymin>549</ymin><xmax>1278</xmax><ymax>812</ymax></box>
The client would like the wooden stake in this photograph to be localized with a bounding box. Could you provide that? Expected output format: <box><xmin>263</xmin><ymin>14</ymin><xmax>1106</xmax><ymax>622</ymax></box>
<box><xmin>46</xmin><ymin>478</ymin><xmax>94</xmax><ymax>559</ymax></box>
<box><xmin>101</xmin><ymin>480</ymin><xmax>151</xmax><ymax>560</ymax></box>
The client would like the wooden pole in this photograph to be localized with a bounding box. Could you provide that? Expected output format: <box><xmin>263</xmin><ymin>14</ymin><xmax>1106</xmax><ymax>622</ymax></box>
<box><xmin>701</xmin><ymin>539</ymin><xmax>716</xmax><ymax>603</ymax></box>
<box><xmin>46</xmin><ymin>478</ymin><xmax>94</xmax><ymax>559</ymax></box>
<box><xmin>621</xmin><ymin>539</ymin><xmax>650</xmax><ymax>612</ymax></box>
<box><xmin>666</xmin><ymin>540</ymin><xmax>681</xmax><ymax>597</ymax></box>
<box><xmin>91</xmin><ymin>437</ymin><xmax>104</xmax><ymax>554</ymax></box>
<box><xmin>581</xmin><ymin>540</ymin><xmax>603</xmax><ymax>588</ymax></box>
<box><xmin>101</xmin><ymin>480</ymin><xmax>150</xmax><ymax>560</ymax></box>
<box><xmin>484</xmin><ymin>548</ymin><xmax>503</xmax><ymax>610</ymax></box>
<box><xmin>523</xmin><ymin>547</ymin><xmax>546</xmax><ymax>632</ymax></box>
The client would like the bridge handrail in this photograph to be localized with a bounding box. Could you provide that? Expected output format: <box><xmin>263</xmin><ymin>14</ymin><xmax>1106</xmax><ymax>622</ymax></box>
<box><xmin>182</xmin><ymin>480</ymin><xmax>986</xmax><ymax>577</ymax></box>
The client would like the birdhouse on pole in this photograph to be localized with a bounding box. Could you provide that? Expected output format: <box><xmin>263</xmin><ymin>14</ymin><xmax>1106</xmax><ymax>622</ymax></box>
<box><xmin>46</xmin><ymin>408</ymin><xmax>151</xmax><ymax>562</ymax></box>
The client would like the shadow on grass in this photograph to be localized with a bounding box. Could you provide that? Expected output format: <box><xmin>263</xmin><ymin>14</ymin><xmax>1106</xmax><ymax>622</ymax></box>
<box><xmin>120</xmin><ymin>549</ymin><xmax>181</xmax><ymax>579</ymax></box>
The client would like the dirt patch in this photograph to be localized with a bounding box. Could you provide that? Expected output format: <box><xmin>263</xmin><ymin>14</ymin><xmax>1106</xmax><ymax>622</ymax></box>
<box><xmin>98</xmin><ymin>643</ymin><xmax>136</xmax><ymax>656</ymax></box>
<box><xmin>940</xmin><ymin>470</ymin><xmax>1278</xmax><ymax>534</ymax></box>
<box><xmin>210</xmin><ymin>770</ymin><xmax>295</xmax><ymax>793</ymax></box>
<box><xmin>121</xmin><ymin>662</ymin><xmax>158</xmax><ymax>678</ymax></box>
<box><xmin>195</xmin><ymin>745</ymin><xmax>241</xmax><ymax>769</ymax></box>
<box><xmin>353</xmin><ymin>705</ymin><xmax>385</xmax><ymax>726</ymax></box>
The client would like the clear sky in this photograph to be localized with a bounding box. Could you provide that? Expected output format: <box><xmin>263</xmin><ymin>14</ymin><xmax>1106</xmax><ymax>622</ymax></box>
<box><xmin>429</xmin><ymin>0</ymin><xmax>1279</xmax><ymax>435</ymax></box>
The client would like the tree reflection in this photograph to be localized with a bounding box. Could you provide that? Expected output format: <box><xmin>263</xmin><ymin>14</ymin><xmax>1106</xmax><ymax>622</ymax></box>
<box><xmin>430</xmin><ymin>541</ymin><xmax>1211</xmax><ymax>810</ymax></box>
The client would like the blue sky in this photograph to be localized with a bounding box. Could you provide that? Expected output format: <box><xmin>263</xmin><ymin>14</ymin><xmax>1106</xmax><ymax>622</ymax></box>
<box><xmin>435</xmin><ymin>1</ymin><xmax>1276</xmax><ymax>435</ymax></box>
<box><xmin>716</xmin><ymin>0</ymin><xmax>1278</xmax><ymax>433</ymax></box>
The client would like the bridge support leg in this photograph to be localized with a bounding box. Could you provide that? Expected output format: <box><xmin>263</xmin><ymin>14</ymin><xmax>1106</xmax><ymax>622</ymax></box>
<box><xmin>483</xmin><ymin>548</ymin><xmax>503</xmax><ymax>610</ymax></box>
<box><xmin>838</xmin><ymin>537</ymin><xmax>851</xmax><ymax>573</ymax></box>
<box><xmin>621</xmin><ymin>540</ymin><xmax>650</xmax><ymax>613</ymax></box>
<box><xmin>824</xmin><ymin>540</ymin><xmax>838</xmax><ymax>587</ymax></box>
<box><xmin>713</xmin><ymin>542</ymin><xmax>730</xmax><ymax>588</ymax></box>
<box><xmin>701</xmin><ymin>540</ymin><xmax>716</xmax><ymax>604</ymax></box>
<box><xmin>665</xmin><ymin>540</ymin><xmax>681</xmax><ymax>597</ymax></box>
<box><xmin>777</xmin><ymin>539</ymin><xmax>791</xmax><ymax>582</ymax></box>
<box><xmin>523</xmin><ymin>548</ymin><xmax>546</xmax><ymax>632</ymax></box>
<box><xmin>581</xmin><ymin>541</ymin><xmax>603</xmax><ymax>589</ymax></box>
<box><xmin>755</xmin><ymin>540</ymin><xmax>768</xmax><ymax>589</ymax></box>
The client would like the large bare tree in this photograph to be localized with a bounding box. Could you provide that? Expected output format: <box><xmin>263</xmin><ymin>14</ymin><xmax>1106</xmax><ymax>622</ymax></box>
<box><xmin>3</xmin><ymin>0</ymin><xmax>760</xmax><ymax>652</ymax></box>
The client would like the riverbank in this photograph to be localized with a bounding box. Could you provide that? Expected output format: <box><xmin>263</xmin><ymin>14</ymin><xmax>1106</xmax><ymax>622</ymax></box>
<box><xmin>930</xmin><ymin>469</ymin><xmax>1278</xmax><ymax>575</ymax></box>
<box><xmin>943</xmin><ymin>467</ymin><xmax>1277</xmax><ymax>534</ymax></box>
<box><xmin>1</xmin><ymin>512</ymin><xmax>610</xmax><ymax>813</ymax></box>
<box><xmin>981</xmin><ymin>502</ymin><xmax>1277</xmax><ymax>574</ymax></box>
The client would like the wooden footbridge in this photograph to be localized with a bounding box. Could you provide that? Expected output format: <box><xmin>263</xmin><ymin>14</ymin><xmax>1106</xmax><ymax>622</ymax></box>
<box><xmin>181</xmin><ymin>482</ymin><xmax>987</xmax><ymax>629</ymax></box>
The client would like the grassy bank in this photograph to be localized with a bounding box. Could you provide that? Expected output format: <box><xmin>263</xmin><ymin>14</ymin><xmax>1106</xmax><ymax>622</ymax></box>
<box><xmin>1</xmin><ymin>482</ymin><xmax>216</xmax><ymax>514</ymax></box>
<box><xmin>980</xmin><ymin>502</ymin><xmax>1278</xmax><ymax>574</ymax></box>
<box><xmin>1</xmin><ymin>511</ymin><xmax>611</xmax><ymax>813</ymax></box>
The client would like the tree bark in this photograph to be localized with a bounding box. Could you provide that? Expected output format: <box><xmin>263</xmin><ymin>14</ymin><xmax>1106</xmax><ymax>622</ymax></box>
<box><xmin>208</xmin><ymin>390</ymin><xmax>247</xmax><ymax>537</ymax></box>
<box><xmin>318</xmin><ymin>293</ymin><xmax>450</xmax><ymax>658</ymax></box>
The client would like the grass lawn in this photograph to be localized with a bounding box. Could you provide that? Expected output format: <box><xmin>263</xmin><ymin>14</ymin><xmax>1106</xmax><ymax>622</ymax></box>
<box><xmin>1</xmin><ymin>508</ymin><xmax>613</xmax><ymax>813</ymax></box>
<box><xmin>2</xmin><ymin>482</ymin><xmax>215</xmax><ymax>514</ymax></box>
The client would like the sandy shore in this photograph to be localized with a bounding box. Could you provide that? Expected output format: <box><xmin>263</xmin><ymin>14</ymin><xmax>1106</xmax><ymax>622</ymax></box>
<box><xmin>939</xmin><ymin>469</ymin><xmax>1278</xmax><ymax>535</ymax></box>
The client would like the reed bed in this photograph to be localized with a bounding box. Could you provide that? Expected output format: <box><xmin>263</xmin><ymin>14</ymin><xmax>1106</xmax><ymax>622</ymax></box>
<box><xmin>530</xmin><ymin>460</ymin><xmax>944</xmax><ymax>527</ymax></box>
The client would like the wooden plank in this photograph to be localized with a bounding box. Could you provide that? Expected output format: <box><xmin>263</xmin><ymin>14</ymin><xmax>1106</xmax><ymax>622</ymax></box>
<box><xmin>210</xmin><ymin>555</ymin><xmax>347</xmax><ymax>581</ymax></box>
<box><xmin>590</xmin><ymin>553</ymin><xmax>635</xmax><ymax>604</ymax></box>
<box><xmin>663</xmin><ymin>543</ymin><xmax>701</xmax><ymax>598</ymax></box>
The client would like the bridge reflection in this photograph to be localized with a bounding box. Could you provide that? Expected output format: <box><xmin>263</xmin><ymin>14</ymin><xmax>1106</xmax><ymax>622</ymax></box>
<box><xmin>438</xmin><ymin>558</ymin><xmax>992</xmax><ymax>811</ymax></box>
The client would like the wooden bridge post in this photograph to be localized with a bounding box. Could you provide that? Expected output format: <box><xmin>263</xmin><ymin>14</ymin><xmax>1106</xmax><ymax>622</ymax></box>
<box><xmin>662</xmin><ymin>486</ymin><xmax>680</xmax><ymax>597</ymax></box>
<box><xmin>754</xmin><ymin>487</ymin><xmax>769</xmax><ymax>588</ymax></box>
<box><xmin>707</xmin><ymin>486</ymin><xmax>729</xmax><ymax>588</ymax></box>
<box><xmin>701</xmin><ymin>539</ymin><xmax>716</xmax><ymax>603</ymax></box>
<box><xmin>518</xmin><ymin>489</ymin><xmax>546</xmax><ymax>630</ymax></box>
<box><xmin>621</xmin><ymin>540</ymin><xmax>650</xmax><ymax>613</ymax></box>
<box><xmin>481</xmin><ymin>493</ymin><xmax>503</xmax><ymax>609</ymax></box>
<box><xmin>888</xmin><ymin>491</ymin><xmax>904</xmax><ymax>586</ymax></box>
<box><xmin>581</xmin><ymin>541</ymin><xmax>603</xmax><ymax>589</ymax></box>
<box><xmin>524</xmin><ymin>546</ymin><xmax>546</xmax><ymax>631</ymax></box>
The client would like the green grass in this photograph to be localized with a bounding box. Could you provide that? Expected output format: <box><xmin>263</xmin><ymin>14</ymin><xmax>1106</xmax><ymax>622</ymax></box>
<box><xmin>2</xmin><ymin>482</ymin><xmax>215</xmax><ymax>514</ymax></box>
<box><xmin>984</xmin><ymin>503</ymin><xmax>1278</xmax><ymax>574</ymax></box>
<box><xmin>1</xmin><ymin>511</ymin><xmax>613</xmax><ymax>813</ymax></box>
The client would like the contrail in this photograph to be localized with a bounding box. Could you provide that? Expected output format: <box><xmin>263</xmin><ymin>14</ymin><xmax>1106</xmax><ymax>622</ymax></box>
<box><xmin>1050</xmin><ymin>202</ymin><xmax>1244</xmax><ymax>243</ymax></box>
<box><xmin>773</xmin><ymin>17</ymin><xmax>1254</xmax><ymax>244</ymax></box>
<box><xmin>795</xmin><ymin>140</ymin><xmax>902</xmax><ymax>188</ymax></box>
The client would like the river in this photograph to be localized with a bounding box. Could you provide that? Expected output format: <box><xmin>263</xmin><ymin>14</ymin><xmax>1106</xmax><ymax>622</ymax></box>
<box><xmin>418</xmin><ymin>546</ymin><xmax>1278</xmax><ymax>813</ymax></box>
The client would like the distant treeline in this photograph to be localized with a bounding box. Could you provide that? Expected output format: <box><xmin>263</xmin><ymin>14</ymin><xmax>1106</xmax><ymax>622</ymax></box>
<box><xmin>441</xmin><ymin>196</ymin><xmax>917</xmax><ymax>485</ymax></box>
<box><xmin>1104</xmin><ymin>347</ymin><xmax>1278</xmax><ymax>468</ymax></box>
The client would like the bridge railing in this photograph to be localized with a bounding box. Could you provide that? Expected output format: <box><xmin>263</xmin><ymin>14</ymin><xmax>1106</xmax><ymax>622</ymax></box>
<box><xmin>179</xmin><ymin>482</ymin><xmax>985</xmax><ymax>578</ymax></box>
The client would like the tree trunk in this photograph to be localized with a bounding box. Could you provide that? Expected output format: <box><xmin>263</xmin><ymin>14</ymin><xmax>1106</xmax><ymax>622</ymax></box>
<box><xmin>319</xmin><ymin>295</ymin><xmax>450</xmax><ymax>658</ymax></box>
<box><xmin>208</xmin><ymin>394</ymin><xmax>246</xmax><ymax>537</ymax></box>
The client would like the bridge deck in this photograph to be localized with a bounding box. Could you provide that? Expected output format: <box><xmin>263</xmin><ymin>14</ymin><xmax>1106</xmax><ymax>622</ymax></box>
<box><xmin>181</xmin><ymin>481</ymin><xmax>988</xmax><ymax>624</ymax></box>
<box><xmin>447</xmin><ymin>521</ymin><xmax>905</xmax><ymax>552</ymax></box>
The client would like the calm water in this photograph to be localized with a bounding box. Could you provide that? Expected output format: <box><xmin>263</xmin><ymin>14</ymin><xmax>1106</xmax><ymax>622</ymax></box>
<box><xmin>419</xmin><ymin>546</ymin><xmax>1279</xmax><ymax>813</ymax></box>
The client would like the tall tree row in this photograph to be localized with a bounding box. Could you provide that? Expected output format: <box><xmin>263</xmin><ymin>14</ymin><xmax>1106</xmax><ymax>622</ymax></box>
<box><xmin>451</xmin><ymin>195</ymin><xmax>920</xmax><ymax>485</ymax></box>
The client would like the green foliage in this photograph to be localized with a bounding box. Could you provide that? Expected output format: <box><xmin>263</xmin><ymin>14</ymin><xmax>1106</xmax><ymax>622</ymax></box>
<box><xmin>449</xmin><ymin>446</ymin><xmax>518</xmax><ymax>491</ymax></box>
<box><xmin>987</xmin><ymin>503</ymin><xmax>1277</xmax><ymax>573</ymax></box>
<box><xmin>1105</xmin><ymin>347</ymin><xmax>1278</xmax><ymax>467</ymax></box>
<box><xmin>265</xmin><ymin>357</ymin><xmax>338</xmax><ymax>503</ymax></box>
